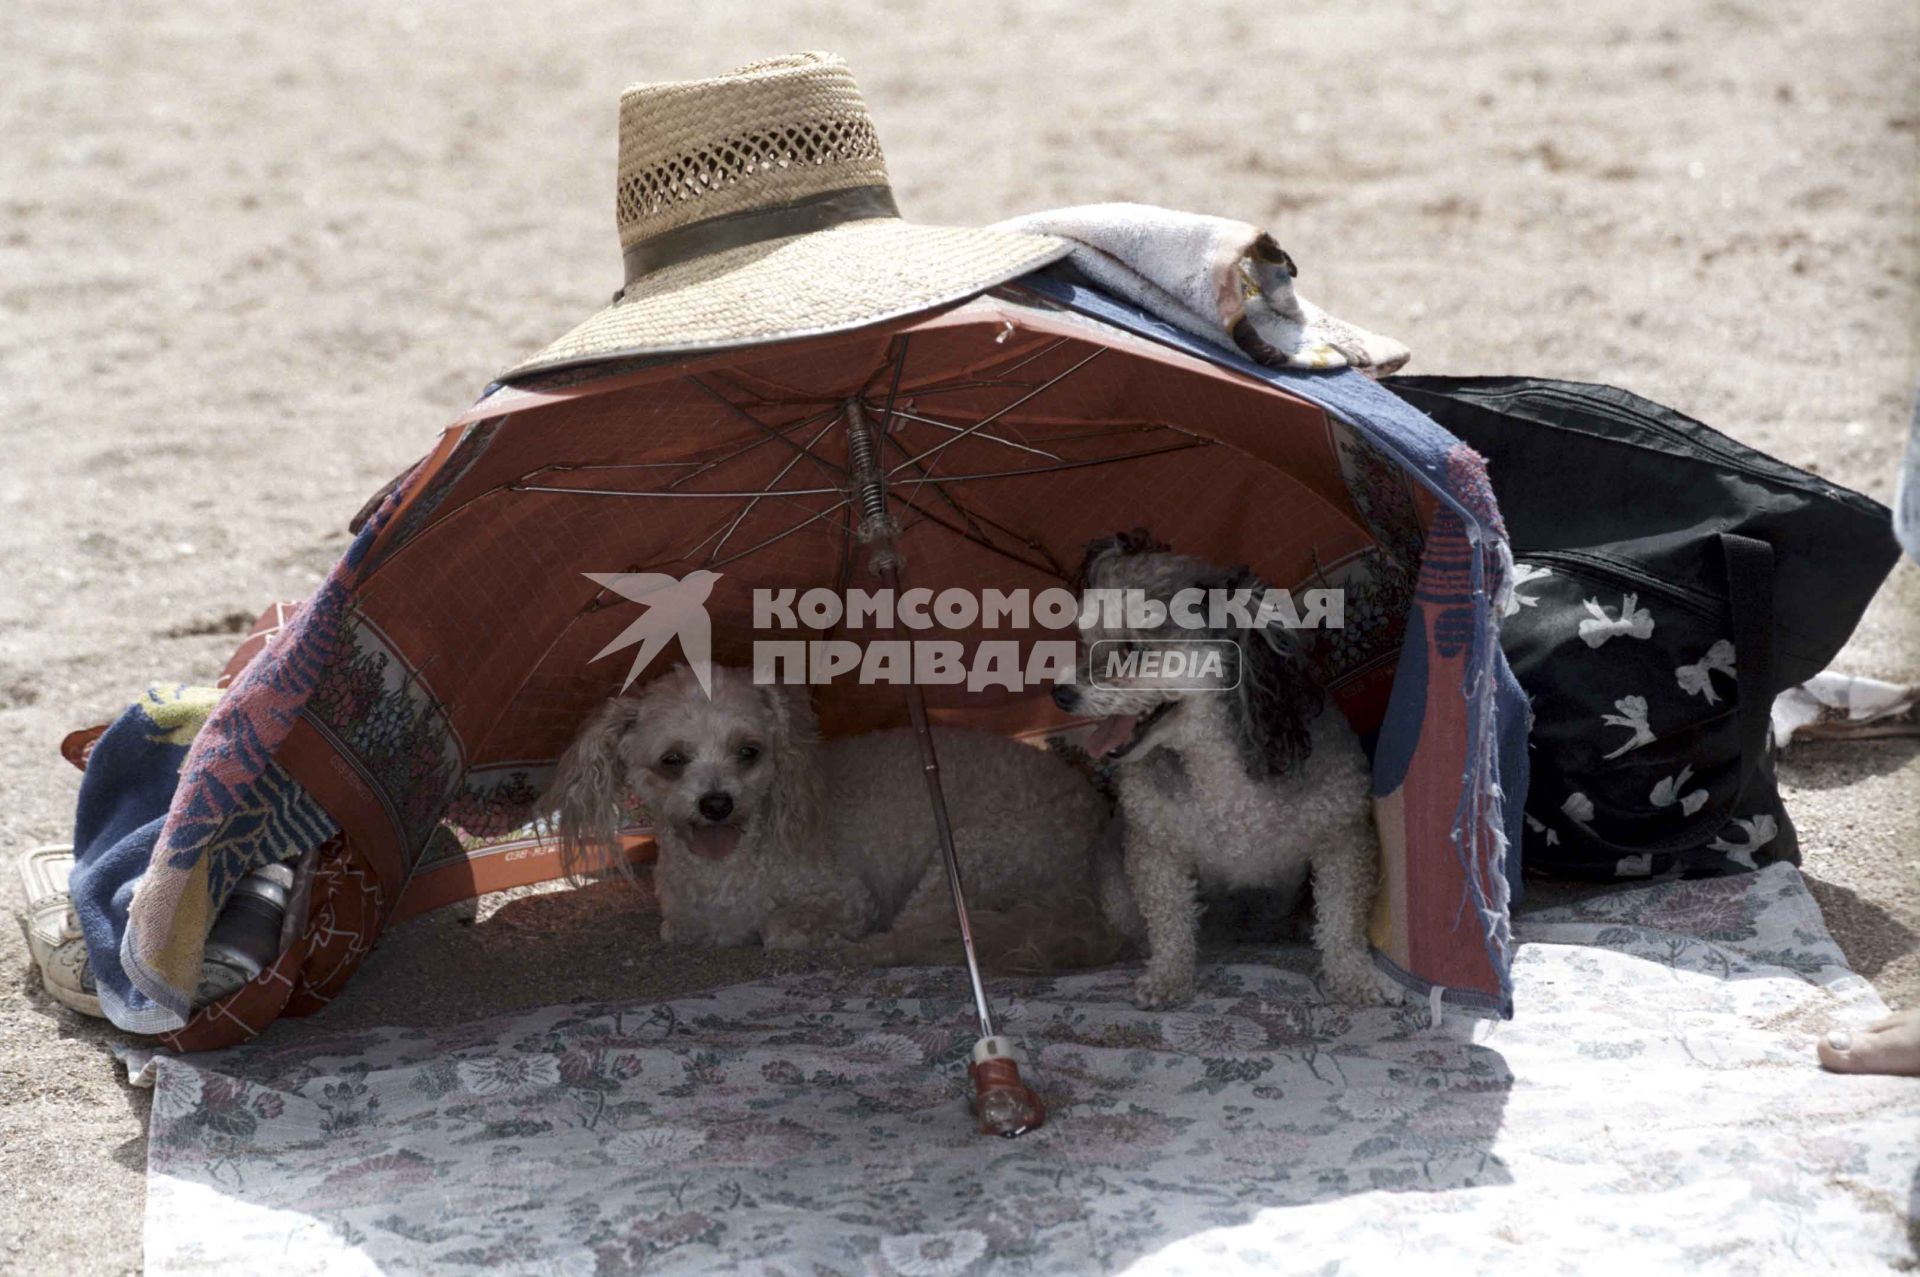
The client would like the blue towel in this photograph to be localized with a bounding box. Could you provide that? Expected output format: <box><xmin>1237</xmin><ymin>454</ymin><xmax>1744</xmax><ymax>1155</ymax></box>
<box><xmin>69</xmin><ymin>685</ymin><xmax>220</xmax><ymax>1032</ymax></box>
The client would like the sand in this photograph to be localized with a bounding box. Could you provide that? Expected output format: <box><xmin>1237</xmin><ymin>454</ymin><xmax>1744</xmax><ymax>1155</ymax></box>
<box><xmin>1</xmin><ymin>1</ymin><xmax>1915</xmax><ymax>1271</ymax></box>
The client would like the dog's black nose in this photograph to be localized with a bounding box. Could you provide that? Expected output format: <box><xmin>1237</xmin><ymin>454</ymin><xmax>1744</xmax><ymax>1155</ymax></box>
<box><xmin>697</xmin><ymin>792</ymin><xmax>734</xmax><ymax>822</ymax></box>
<box><xmin>1051</xmin><ymin>683</ymin><xmax>1079</xmax><ymax>711</ymax></box>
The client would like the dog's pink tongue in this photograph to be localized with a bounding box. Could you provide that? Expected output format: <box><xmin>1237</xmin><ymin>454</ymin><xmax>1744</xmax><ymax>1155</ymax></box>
<box><xmin>686</xmin><ymin>824</ymin><xmax>741</xmax><ymax>860</ymax></box>
<box><xmin>1085</xmin><ymin>714</ymin><xmax>1139</xmax><ymax>758</ymax></box>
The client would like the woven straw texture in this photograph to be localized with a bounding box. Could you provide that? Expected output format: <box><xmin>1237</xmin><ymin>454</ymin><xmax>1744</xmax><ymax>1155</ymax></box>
<box><xmin>617</xmin><ymin>52</ymin><xmax>888</xmax><ymax>244</ymax></box>
<box><xmin>508</xmin><ymin>218</ymin><xmax>1063</xmax><ymax>375</ymax></box>
<box><xmin>505</xmin><ymin>52</ymin><xmax>1066</xmax><ymax>377</ymax></box>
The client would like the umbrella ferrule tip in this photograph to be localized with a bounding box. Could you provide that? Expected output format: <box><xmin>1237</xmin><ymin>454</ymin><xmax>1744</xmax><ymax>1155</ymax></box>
<box><xmin>971</xmin><ymin>1034</ymin><xmax>1019</xmax><ymax>1066</ymax></box>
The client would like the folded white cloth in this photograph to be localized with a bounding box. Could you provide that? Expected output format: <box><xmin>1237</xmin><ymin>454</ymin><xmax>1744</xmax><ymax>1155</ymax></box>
<box><xmin>993</xmin><ymin>202</ymin><xmax>1410</xmax><ymax>376</ymax></box>
<box><xmin>1771</xmin><ymin>671</ymin><xmax>1920</xmax><ymax>750</ymax></box>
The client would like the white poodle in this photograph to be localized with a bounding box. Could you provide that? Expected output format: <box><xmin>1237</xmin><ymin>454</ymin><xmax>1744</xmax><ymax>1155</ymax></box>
<box><xmin>1055</xmin><ymin>531</ymin><xmax>1384</xmax><ymax>1009</ymax></box>
<box><xmin>547</xmin><ymin>664</ymin><xmax>1113</xmax><ymax>955</ymax></box>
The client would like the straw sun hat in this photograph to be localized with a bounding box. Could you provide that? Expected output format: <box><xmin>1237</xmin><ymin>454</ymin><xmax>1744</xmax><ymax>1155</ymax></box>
<box><xmin>504</xmin><ymin>52</ymin><xmax>1070</xmax><ymax>378</ymax></box>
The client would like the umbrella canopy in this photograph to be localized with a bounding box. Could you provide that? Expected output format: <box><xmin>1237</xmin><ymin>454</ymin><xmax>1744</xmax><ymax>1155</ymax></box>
<box><xmin>115</xmin><ymin>273</ymin><xmax>1526</xmax><ymax>1051</ymax></box>
<box><xmin>375</xmin><ymin>298</ymin><xmax>1394</xmax><ymax>752</ymax></box>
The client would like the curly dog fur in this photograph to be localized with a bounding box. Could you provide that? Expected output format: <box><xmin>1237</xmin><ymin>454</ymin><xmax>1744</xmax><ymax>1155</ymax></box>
<box><xmin>1058</xmin><ymin>531</ymin><xmax>1384</xmax><ymax>1009</ymax></box>
<box><xmin>547</xmin><ymin>665</ymin><xmax>1113</xmax><ymax>957</ymax></box>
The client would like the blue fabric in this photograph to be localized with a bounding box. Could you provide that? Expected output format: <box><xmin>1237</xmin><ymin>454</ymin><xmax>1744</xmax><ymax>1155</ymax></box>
<box><xmin>68</xmin><ymin>687</ymin><xmax>204</xmax><ymax>1029</ymax></box>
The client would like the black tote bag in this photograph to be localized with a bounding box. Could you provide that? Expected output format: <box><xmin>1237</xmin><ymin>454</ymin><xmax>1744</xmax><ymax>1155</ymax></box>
<box><xmin>1386</xmin><ymin>375</ymin><xmax>1902</xmax><ymax>880</ymax></box>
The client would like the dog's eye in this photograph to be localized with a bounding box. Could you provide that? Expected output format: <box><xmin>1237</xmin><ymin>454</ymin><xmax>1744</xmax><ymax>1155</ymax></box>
<box><xmin>736</xmin><ymin>743</ymin><xmax>761</xmax><ymax>764</ymax></box>
<box><xmin>659</xmin><ymin>751</ymin><xmax>687</xmax><ymax>769</ymax></box>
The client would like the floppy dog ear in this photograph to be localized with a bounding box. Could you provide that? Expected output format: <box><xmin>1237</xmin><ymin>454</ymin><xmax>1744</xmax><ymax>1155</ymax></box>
<box><xmin>1207</xmin><ymin>569</ymin><xmax>1327</xmax><ymax>779</ymax></box>
<box><xmin>759</xmin><ymin>683</ymin><xmax>825</xmax><ymax>854</ymax></box>
<box><xmin>1073</xmin><ymin>528</ymin><xmax>1170</xmax><ymax>589</ymax></box>
<box><xmin>547</xmin><ymin>697</ymin><xmax>645</xmax><ymax>882</ymax></box>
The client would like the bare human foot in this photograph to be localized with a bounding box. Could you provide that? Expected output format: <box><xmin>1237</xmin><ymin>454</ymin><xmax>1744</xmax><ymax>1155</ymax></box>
<box><xmin>1818</xmin><ymin>1007</ymin><xmax>1920</xmax><ymax>1077</ymax></box>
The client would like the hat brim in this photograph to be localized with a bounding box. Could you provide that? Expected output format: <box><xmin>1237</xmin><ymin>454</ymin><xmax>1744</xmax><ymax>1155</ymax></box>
<box><xmin>501</xmin><ymin>218</ymin><xmax>1070</xmax><ymax>380</ymax></box>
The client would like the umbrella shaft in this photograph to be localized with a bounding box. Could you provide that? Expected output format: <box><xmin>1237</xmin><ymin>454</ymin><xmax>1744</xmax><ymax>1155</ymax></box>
<box><xmin>844</xmin><ymin>395</ymin><xmax>891</xmax><ymax>527</ymax></box>
<box><xmin>879</xmin><ymin>560</ymin><xmax>995</xmax><ymax>1042</ymax></box>
<box><xmin>846</xmin><ymin>398</ymin><xmax>997</xmax><ymax>1042</ymax></box>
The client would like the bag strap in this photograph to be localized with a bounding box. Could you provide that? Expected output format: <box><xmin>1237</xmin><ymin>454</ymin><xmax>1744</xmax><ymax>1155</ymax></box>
<box><xmin>1539</xmin><ymin>532</ymin><xmax>1777</xmax><ymax>860</ymax></box>
<box><xmin>1720</xmin><ymin>532</ymin><xmax>1776</xmax><ymax>801</ymax></box>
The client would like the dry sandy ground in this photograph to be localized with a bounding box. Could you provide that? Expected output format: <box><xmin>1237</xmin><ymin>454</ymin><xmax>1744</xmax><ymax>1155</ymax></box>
<box><xmin>2</xmin><ymin>0</ymin><xmax>1915</xmax><ymax>1271</ymax></box>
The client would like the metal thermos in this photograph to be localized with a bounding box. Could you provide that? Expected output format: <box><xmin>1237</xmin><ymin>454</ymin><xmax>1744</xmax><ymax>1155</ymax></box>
<box><xmin>193</xmin><ymin>862</ymin><xmax>296</xmax><ymax>1006</ymax></box>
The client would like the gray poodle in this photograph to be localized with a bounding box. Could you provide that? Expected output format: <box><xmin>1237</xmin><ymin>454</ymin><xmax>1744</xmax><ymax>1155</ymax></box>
<box><xmin>1055</xmin><ymin>531</ymin><xmax>1384</xmax><ymax>1009</ymax></box>
<box><xmin>547</xmin><ymin>664</ymin><xmax>1113</xmax><ymax>957</ymax></box>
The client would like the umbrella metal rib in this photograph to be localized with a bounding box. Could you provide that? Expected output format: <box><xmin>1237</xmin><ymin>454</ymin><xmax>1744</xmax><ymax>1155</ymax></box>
<box><xmin>877</xmin><ymin>430</ymin><xmax>1067</xmax><ymax>579</ymax></box>
<box><xmin>510</xmin><ymin>484</ymin><xmax>843</xmax><ymax>499</ymax></box>
<box><xmin>514</xmin><ymin>442</ymin><xmax>1204</xmax><ymax>503</ymax></box>
<box><xmin>886</xmin><ymin>347</ymin><xmax>1108</xmax><ymax>476</ymax></box>
<box><xmin>514</xmin><ymin>339</ymin><xmax>1207</xmax><ymax>583</ymax></box>
<box><xmin>663</xmin><ymin>405</ymin><xmax>843</xmax><ymax>492</ymax></box>
<box><xmin>886</xmin><ymin>443</ymin><xmax>1210</xmax><ymax>485</ymax></box>
<box><xmin>689</xmin><ymin>376</ymin><xmax>848</xmax><ymax>481</ymax></box>
<box><xmin>880</xmin><ymin>336</ymin><xmax>1076</xmax><ymax>401</ymax></box>
<box><xmin>704</xmin><ymin>500</ymin><xmax>852</xmax><ymax>572</ymax></box>
<box><xmin>866</xmin><ymin>342</ymin><xmax>1072</xmax><ymax>579</ymax></box>
<box><xmin>704</xmin><ymin>416</ymin><xmax>844</xmax><ymax>566</ymax></box>
<box><xmin>878</xmin><ymin>407</ymin><xmax>1063</xmax><ymax>462</ymax></box>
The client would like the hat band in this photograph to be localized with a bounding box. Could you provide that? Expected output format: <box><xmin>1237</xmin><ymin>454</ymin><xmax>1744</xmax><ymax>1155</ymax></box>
<box><xmin>619</xmin><ymin>184</ymin><xmax>901</xmax><ymax>294</ymax></box>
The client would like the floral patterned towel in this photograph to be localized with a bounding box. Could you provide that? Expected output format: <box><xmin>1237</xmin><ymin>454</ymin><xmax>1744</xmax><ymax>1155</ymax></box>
<box><xmin>127</xmin><ymin>865</ymin><xmax>1916</xmax><ymax>1275</ymax></box>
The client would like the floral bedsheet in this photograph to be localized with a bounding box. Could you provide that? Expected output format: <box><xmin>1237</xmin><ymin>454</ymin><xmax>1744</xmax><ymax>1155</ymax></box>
<box><xmin>130</xmin><ymin>864</ymin><xmax>1917</xmax><ymax>1274</ymax></box>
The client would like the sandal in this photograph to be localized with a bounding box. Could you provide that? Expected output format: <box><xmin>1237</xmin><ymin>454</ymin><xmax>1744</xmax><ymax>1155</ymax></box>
<box><xmin>17</xmin><ymin>844</ymin><xmax>105</xmax><ymax>1018</ymax></box>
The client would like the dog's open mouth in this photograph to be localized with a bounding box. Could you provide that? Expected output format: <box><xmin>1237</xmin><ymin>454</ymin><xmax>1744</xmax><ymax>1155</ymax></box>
<box><xmin>1084</xmin><ymin>702</ymin><xmax>1174</xmax><ymax>760</ymax></box>
<box><xmin>685</xmin><ymin>822</ymin><xmax>743</xmax><ymax>860</ymax></box>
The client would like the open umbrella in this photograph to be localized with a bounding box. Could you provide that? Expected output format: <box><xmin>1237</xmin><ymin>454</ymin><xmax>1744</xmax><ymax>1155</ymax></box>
<box><xmin>108</xmin><ymin>270</ymin><xmax>1525</xmax><ymax>1146</ymax></box>
<box><xmin>344</xmin><ymin>288</ymin><xmax>1394</xmax><ymax>1137</ymax></box>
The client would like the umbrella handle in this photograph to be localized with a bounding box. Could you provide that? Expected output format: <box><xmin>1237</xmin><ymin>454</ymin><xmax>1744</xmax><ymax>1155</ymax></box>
<box><xmin>970</xmin><ymin>1036</ymin><xmax>1047</xmax><ymax>1138</ymax></box>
